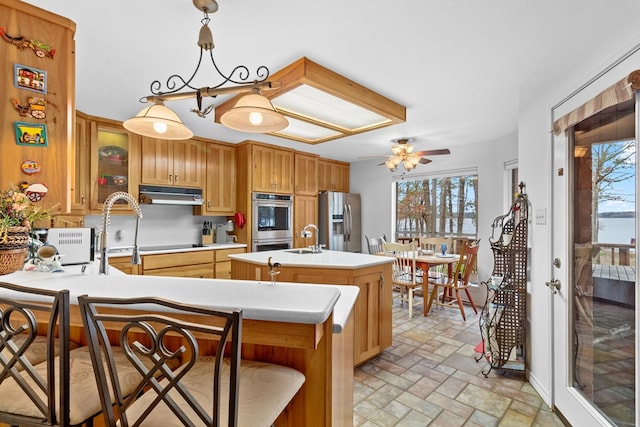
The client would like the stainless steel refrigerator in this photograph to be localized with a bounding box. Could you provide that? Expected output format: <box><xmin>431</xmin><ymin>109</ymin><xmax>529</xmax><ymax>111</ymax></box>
<box><xmin>318</xmin><ymin>191</ymin><xmax>362</xmax><ymax>252</ymax></box>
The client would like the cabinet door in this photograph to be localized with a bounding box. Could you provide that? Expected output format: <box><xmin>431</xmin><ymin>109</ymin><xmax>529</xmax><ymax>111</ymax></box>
<box><xmin>71</xmin><ymin>113</ymin><xmax>90</xmax><ymax>212</ymax></box>
<box><xmin>202</xmin><ymin>143</ymin><xmax>236</xmax><ymax>215</ymax></box>
<box><xmin>272</xmin><ymin>149</ymin><xmax>294</xmax><ymax>193</ymax></box>
<box><xmin>294</xmin><ymin>154</ymin><xmax>318</xmax><ymax>195</ymax></box>
<box><xmin>252</xmin><ymin>145</ymin><xmax>274</xmax><ymax>192</ymax></box>
<box><xmin>332</xmin><ymin>162</ymin><xmax>350</xmax><ymax>192</ymax></box>
<box><xmin>172</xmin><ymin>139</ymin><xmax>204</xmax><ymax>187</ymax></box>
<box><xmin>317</xmin><ymin>160</ymin><xmax>333</xmax><ymax>192</ymax></box>
<box><xmin>141</xmin><ymin>137</ymin><xmax>173</xmax><ymax>185</ymax></box>
<box><xmin>90</xmin><ymin>121</ymin><xmax>140</xmax><ymax>211</ymax></box>
<box><xmin>293</xmin><ymin>196</ymin><xmax>318</xmax><ymax>248</ymax></box>
<box><xmin>353</xmin><ymin>271</ymin><xmax>386</xmax><ymax>365</ymax></box>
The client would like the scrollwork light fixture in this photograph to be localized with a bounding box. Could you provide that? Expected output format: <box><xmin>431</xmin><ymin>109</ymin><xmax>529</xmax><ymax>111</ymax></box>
<box><xmin>123</xmin><ymin>0</ymin><xmax>288</xmax><ymax>140</ymax></box>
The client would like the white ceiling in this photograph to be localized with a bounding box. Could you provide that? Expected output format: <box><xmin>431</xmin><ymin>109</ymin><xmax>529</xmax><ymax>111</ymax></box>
<box><xmin>23</xmin><ymin>0</ymin><xmax>640</xmax><ymax>164</ymax></box>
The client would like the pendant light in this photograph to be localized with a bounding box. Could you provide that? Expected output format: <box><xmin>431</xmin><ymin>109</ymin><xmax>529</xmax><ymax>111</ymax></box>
<box><xmin>123</xmin><ymin>100</ymin><xmax>193</xmax><ymax>140</ymax></box>
<box><xmin>220</xmin><ymin>91</ymin><xmax>288</xmax><ymax>133</ymax></box>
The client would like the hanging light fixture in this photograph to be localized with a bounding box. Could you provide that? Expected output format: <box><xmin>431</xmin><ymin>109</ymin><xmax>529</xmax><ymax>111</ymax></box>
<box><xmin>123</xmin><ymin>0</ymin><xmax>288</xmax><ymax>140</ymax></box>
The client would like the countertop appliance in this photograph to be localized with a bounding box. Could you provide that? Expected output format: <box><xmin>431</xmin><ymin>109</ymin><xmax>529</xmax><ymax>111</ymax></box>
<box><xmin>318</xmin><ymin>191</ymin><xmax>362</xmax><ymax>253</ymax></box>
<box><xmin>46</xmin><ymin>227</ymin><xmax>95</xmax><ymax>265</ymax></box>
<box><xmin>251</xmin><ymin>193</ymin><xmax>294</xmax><ymax>252</ymax></box>
<box><xmin>216</xmin><ymin>220</ymin><xmax>235</xmax><ymax>244</ymax></box>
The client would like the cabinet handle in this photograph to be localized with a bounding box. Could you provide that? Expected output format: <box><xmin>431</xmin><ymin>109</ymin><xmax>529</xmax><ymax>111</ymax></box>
<box><xmin>207</xmin><ymin>200</ymin><xmax>211</xmax><ymax>208</ymax></box>
<box><xmin>174</xmin><ymin>174</ymin><xmax>178</xmax><ymax>182</ymax></box>
<box><xmin>81</xmin><ymin>195</ymin><xmax>85</xmax><ymax>205</ymax></box>
<box><xmin>169</xmin><ymin>174</ymin><xmax>172</xmax><ymax>182</ymax></box>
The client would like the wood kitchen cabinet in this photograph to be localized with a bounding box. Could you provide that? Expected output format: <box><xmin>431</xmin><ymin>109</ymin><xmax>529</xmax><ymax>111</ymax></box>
<box><xmin>0</xmin><ymin>1</ymin><xmax>75</xmax><ymax>214</ymax></box>
<box><xmin>231</xmin><ymin>260</ymin><xmax>392</xmax><ymax>366</ymax></box>
<box><xmin>194</xmin><ymin>140</ymin><xmax>236</xmax><ymax>216</ymax></box>
<box><xmin>89</xmin><ymin>117</ymin><xmax>141</xmax><ymax>211</ymax></box>
<box><xmin>140</xmin><ymin>137</ymin><xmax>204</xmax><ymax>188</ymax></box>
<box><xmin>249</xmin><ymin>143</ymin><xmax>294</xmax><ymax>194</ymax></box>
<box><xmin>71</xmin><ymin>111</ymin><xmax>90</xmax><ymax>212</ymax></box>
<box><xmin>293</xmin><ymin>195</ymin><xmax>318</xmax><ymax>249</ymax></box>
<box><xmin>294</xmin><ymin>153</ymin><xmax>318</xmax><ymax>195</ymax></box>
<box><xmin>318</xmin><ymin>158</ymin><xmax>350</xmax><ymax>192</ymax></box>
<box><xmin>214</xmin><ymin>247</ymin><xmax>246</xmax><ymax>279</ymax></box>
<box><xmin>109</xmin><ymin>255</ymin><xmax>140</xmax><ymax>275</ymax></box>
<box><xmin>142</xmin><ymin>251</ymin><xmax>214</xmax><ymax>278</ymax></box>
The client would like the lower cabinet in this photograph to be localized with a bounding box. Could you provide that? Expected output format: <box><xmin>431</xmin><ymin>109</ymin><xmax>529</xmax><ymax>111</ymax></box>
<box><xmin>231</xmin><ymin>260</ymin><xmax>392</xmax><ymax>365</ymax></box>
<box><xmin>142</xmin><ymin>251</ymin><xmax>214</xmax><ymax>278</ymax></box>
<box><xmin>214</xmin><ymin>248</ymin><xmax>246</xmax><ymax>279</ymax></box>
<box><xmin>108</xmin><ymin>256</ymin><xmax>140</xmax><ymax>275</ymax></box>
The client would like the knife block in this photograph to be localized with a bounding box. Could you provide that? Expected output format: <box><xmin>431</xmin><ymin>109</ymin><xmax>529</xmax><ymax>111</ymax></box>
<box><xmin>201</xmin><ymin>233</ymin><xmax>213</xmax><ymax>246</ymax></box>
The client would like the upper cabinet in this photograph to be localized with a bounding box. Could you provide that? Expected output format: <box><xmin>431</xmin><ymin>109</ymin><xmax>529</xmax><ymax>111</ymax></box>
<box><xmin>318</xmin><ymin>158</ymin><xmax>350</xmax><ymax>193</ymax></box>
<box><xmin>140</xmin><ymin>137</ymin><xmax>204</xmax><ymax>188</ymax></box>
<box><xmin>0</xmin><ymin>1</ymin><xmax>75</xmax><ymax>213</ymax></box>
<box><xmin>294</xmin><ymin>153</ymin><xmax>318</xmax><ymax>196</ymax></box>
<box><xmin>195</xmin><ymin>140</ymin><xmax>236</xmax><ymax>216</ymax></box>
<box><xmin>71</xmin><ymin>111</ymin><xmax>90</xmax><ymax>212</ymax></box>
<box><xmin>248</xmin><ymin>143</ymin><xmax>294</xmax><ymax>194</ymax></box>
<box><xmin>89</xmin><ymin>117</ymin><xmax>141</xmax><ymax>211</ymax></box>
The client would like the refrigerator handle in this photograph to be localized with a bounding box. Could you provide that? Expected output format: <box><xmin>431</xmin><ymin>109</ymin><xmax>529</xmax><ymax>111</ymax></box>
<box><xmin>345</xmin><ymin>204</ymin><xmax>352</xmax><ymax>242</ymax></box>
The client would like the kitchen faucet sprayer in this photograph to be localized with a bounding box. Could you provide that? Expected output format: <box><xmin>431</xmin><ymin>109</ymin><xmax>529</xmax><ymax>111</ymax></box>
<box><xmin>99</xmin><ymin>192</ymin><xmax>143</xmax><ymax>275</ymax></box>
<box><xmin>301</xmin><ymin>224</ymin><xmax>322</xmax><ymax>253</ymax></box>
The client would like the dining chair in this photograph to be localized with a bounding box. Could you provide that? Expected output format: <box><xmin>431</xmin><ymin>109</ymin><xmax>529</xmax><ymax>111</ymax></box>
<box><xmin>78</xmin><ymin>294</ymin><xmax>305</xmax><ymax>427</ymax></box>
<box><xmin>383</xmin><ymin>241</ymin><xmax>423</xmax><ymax>318</ymax></box>
<box><xmin>426</xmin><ymin>240</ymin><xmax>480</xmax><ymax>320</ymax></box>
<box><xmin>366</xmin><ymin>234</ymin><xmax>387</xmax><ymax>254</ymax></box>
<box><xmin>0</xmin><ymin>282</ymin><xmax>111</xmax><ymax>426</ymax></box>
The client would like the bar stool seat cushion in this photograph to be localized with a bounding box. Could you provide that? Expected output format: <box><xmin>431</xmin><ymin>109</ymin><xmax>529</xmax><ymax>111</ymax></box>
<box><xmin>1</xmin><ymin>334</ymin><xmax>81</xmax><ymax>371</ymax></box>
<box><xmin>123</xmin><ymin>357</ymin><xmax>305</xmax><ymax>427</ymax></box>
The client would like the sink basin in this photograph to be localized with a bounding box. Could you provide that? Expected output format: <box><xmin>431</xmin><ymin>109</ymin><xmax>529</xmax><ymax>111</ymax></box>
<box><xmin>285</xmin><ymin>249</ymin><xmax>317</xmax><ymax>254</ymax></box>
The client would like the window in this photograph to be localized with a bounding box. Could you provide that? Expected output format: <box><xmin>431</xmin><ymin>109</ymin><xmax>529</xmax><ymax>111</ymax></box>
<box><xmin>395</xmin><ymin>171</ymin><xmax>478</xmax><ymax>239</ymax></box>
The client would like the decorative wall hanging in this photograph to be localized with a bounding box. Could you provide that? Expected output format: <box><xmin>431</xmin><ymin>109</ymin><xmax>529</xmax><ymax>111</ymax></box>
<box><xmin>20</xmin><ymin>160</ymin><xmax>41</xmax><ymax>175</ymax></box>
<box><xmin>14</xmin><ymin>122</ymin><xmax>47</xmax><ymax>146</ymax></box>
<box><xmin>24</xmin><ymin>183</ymin><xmax>48</xmax><ymax>203</ymax></box>
<box><xmin>11</xmin><ymin>97</ymin><xmax>47</xmax><ymax>119</ymax></box>
<box><xmin>14</xmin><ymin>64</ymin><xmax>47</xmax><ymax>94</ymax></box>
<box><xmin>0</xmin><ymin>28</ymin><xmax>55</xmax><ymax>59</ymax></box>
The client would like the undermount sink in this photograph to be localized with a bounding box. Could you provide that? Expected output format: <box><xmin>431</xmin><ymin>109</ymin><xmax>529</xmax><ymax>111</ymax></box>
<box><xmin>285</xmin><ymin>249</ymin><xmax>317</xmax><ymax>254</ymax></box>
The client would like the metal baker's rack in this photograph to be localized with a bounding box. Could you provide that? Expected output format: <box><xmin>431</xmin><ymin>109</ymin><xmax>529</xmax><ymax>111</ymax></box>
<box><xmin>476</xmin><ymin>182</ymin><xmax>529</xmax><ymax>377</ymax></box>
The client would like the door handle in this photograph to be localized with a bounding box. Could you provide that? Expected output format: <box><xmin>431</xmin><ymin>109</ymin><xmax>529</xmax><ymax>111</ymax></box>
<box><xmin>545</xmin><ymin>279</ymin><xmax>561</xmax><ymax>294</ymax></box>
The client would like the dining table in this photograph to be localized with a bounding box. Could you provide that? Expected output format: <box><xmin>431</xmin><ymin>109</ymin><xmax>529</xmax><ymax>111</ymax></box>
<box><xmin>378</xmin><ymin>250</ymin><xmax>460</xmax><ymax>316</ymax></box>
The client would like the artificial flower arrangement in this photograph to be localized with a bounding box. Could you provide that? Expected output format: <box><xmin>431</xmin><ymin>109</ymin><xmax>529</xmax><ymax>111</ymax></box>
<box><xmin>0</xmin><ymin>185</ymin><xmax>51</xmax><ymax>245</ymax></box>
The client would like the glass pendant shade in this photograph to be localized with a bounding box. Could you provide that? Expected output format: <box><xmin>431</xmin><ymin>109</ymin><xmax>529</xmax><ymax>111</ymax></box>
<box><xmin>123</xmin><ymin>101</ymin><xmax>194</xmax><ymax>140</ymax></box>
<box><xmin>220</xmin><ymin>93</ymin><xmax>288</xmax><ymax>133</ymax></box>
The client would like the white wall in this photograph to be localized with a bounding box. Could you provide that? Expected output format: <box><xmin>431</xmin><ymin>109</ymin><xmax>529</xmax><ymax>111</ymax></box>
<box><xmin>350</xmin><ymin>131</ymin><xmax>517</xmax><ymax>282</ymax></box>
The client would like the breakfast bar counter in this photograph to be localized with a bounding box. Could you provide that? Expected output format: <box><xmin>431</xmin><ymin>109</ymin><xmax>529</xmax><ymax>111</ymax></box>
<box><xmin>230</xmin><ymin>249</ymin><xmax>393</xmax><ymax>366</ymax></box>
<box><xmin>1</xmin><ymin>263</ymin><xmax>358</xmax><ymax>426</ymax></box>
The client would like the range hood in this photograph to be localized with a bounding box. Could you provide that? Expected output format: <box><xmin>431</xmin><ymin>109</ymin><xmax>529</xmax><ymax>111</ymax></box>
<box><xmin>139</xmin><ymin>185</ymin><xmax>203</xmax><ymax>206</ymax></box>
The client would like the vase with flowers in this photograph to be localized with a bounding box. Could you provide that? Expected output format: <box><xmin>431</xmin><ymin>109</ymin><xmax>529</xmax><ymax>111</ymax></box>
<box><xmin>0</xmin><ymin>186</ymin><xmax>51</xmax><ymax>274</ymax></box>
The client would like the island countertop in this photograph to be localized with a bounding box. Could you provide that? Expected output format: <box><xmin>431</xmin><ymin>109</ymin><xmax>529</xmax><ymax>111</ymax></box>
<box><xmin>0</xmin><ymin>263</ymin><xmax>356</xmax><ymax>332</ymax></box>
<box><xmin>228</xmin><ymin>249</ymin><xmax>394</xmax><ymax>269</ymax></box>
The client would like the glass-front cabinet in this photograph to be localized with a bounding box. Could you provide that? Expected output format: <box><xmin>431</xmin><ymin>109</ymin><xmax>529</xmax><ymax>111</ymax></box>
<box><xmin>89</xmin><ymin>119</ymin><xmax>140</xmax><ymax>211</ymax></box>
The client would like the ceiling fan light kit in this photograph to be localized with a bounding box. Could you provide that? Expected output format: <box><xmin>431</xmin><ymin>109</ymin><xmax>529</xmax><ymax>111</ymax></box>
<box><xmin>371</xmin><ymin>137</ymin><xmax>450</xmax><ymax>172</ymax></box>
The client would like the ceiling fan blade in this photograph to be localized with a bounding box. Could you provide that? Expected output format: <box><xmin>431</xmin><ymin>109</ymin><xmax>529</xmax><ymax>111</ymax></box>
<box><xmin>419</xmin><ymin>157</ymin><xmax>433</xmax><ymax>164</ymax></box>
<box><xmin>414</xmin><ymin>148</ymin><xmax>450</xmax><ymax>156</ymax></box>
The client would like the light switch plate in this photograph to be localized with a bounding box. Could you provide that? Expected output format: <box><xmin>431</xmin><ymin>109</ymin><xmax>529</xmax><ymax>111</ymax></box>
<box><xmin>536</xmin><ymin>208</ymin><xmax>546</xmax><ymax>225</ymax></box>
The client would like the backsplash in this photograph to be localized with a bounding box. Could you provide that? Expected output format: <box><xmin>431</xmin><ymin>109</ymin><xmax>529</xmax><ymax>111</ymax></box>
<box><xmin>83</xmin><ymin>205</ymin><xmax>230</xmax><ymax>248</ymax></box>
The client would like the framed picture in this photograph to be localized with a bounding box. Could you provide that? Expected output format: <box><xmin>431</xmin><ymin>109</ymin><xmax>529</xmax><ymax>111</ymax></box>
<box><xmin>14</xmin><ymin>122</ymin><xmax>48</xmax><ymax>146</ymax></box>
<box><xmin>14</xmin><ymin>64</ymin><xmax>47</xmax><ymax>94</ymax></box>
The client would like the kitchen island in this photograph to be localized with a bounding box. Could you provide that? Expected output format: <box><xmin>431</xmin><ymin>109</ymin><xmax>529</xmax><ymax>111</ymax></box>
<box><xmin>1</xmin><ymin>263</ymin><xmax>358</xmax><ymax>427</ymax></box>
<box><xmin>229</xmin><ymin>249</ymin><xmax>393</xmax><ymax>365</ymax></box>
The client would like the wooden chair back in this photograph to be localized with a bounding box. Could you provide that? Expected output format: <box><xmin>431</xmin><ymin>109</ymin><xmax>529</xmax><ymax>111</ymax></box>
<box><xmin>418</xmin><ymin>236</ymin><xmax>452</xmax><ymax>254</ymax></box>
<box><xmin>383</xmin><ymin>241</ymin><xmax>418</xmax><ymax>286</ymax></box>
<box><xmin>366</xmin><ymin>234</ymin><xmax>387</xmax><ymax>254</ymax></box>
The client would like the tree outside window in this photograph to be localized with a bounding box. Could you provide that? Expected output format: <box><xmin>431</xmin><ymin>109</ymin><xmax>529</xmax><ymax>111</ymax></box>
<box><xmin>395</xmin><ymin>173</ymin><xmax>478</xmax><ymax>239</ymax></box>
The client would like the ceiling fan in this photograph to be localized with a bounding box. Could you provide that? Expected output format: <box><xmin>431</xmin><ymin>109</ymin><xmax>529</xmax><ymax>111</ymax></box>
<box><xmin>363</xmin><ymin>138</ymin><xmax>451</xmax><ymax>172</ymax></box>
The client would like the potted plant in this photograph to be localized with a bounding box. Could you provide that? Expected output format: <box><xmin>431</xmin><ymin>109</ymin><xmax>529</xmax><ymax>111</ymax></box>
<box><xmin>0</xmin><ymin>186</ymin><xmax>51</xmax><ymax>274</ymax></box>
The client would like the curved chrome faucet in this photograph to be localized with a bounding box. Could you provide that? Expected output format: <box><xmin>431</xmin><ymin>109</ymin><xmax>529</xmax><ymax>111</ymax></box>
<box><xmin>99</xmin><ymin>192</ymin><xmax>143</xmax><ymax>275</ymax></box>
<box><xmin>301</xmin><ymin>223</ymin><xmax>322</xmax><ymax>253</ymax></box>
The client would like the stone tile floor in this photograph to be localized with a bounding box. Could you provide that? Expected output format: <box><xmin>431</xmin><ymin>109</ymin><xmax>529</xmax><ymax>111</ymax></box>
<box><xmin>353</xmin><ymin>302</ymin><xmax>567</xmax><ymax>426</ymax></box>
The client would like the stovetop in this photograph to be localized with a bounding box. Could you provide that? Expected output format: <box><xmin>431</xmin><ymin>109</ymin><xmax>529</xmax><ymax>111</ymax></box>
<box><xmin>139</xmin><ymin>244</ymin><xmax>203</xmax><ymax>251</ymax></box>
